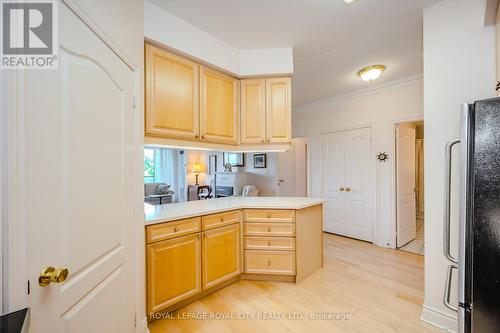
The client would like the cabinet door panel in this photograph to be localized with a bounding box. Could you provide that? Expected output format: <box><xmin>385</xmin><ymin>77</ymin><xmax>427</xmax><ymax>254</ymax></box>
<box><xmin>145</xmin><ymin>44</ymin><xmax>199</xmax><ymax>139</ymax></box>
<box><xmin>147</xmin><ymin>233</ymin><xmax>201</xmax><ymax>314</ymax></box>
<box><xmin>202</xmin><ymin>224</ymin><xmax>241</xmax><ymax>289</ymax></box>
<box><xmin>200</xmin><ymin>67</ymin><xmax>239</xmax><ymax>144</ymax></box>
<box><xmin>266</xmin><ymin>78</ymin><xmax>291</xmax><ymax>143</ymax></box>
<box><xmin>240</xmin><ymin>79</ymin><xmax>266</xmax><ymax>143</ymax></box>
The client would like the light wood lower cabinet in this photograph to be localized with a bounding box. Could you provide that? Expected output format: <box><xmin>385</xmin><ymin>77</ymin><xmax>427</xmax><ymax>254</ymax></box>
<box><xmin>244</xmin><ymin>250</ymin><xmax>295</xmax><ymax>275</ymax></box>
<box><xmin>146</xmin><ymin>205</ymin><xmax>323</xmax><ymax>316</ymax></box>
<box><xmin>147</xmin><ymin>233</ymin><xmax>201</xmax><ymax>314</ymax></box>
<box><xmin>202</xmin><ymin>223</ymin><xmax>241</xmax><ymax>289</ymax></box>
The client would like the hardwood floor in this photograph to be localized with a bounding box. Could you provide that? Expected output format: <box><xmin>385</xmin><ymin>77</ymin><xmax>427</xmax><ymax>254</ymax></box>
<box><xmin>149</xmin><ymin>233</ymin><xmax>444</xmax><ymax>333</ymax></box>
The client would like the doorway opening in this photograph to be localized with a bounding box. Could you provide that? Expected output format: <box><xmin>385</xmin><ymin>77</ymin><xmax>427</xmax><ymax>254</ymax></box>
<box><xmin>395</xmin><ymin>121</ymin><xmax>424</xmax><ymax>255</ymax></box>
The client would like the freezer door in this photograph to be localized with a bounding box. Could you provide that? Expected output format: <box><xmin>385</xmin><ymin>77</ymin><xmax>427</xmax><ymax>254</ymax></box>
<box><xmin>470</xmin><ymin>98</ymin><xmax>500</xmax><ymax>332</ymax></box>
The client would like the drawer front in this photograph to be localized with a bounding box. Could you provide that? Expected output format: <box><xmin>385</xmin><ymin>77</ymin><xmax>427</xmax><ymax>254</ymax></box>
<box><xmin>244</xmin><ymin>250</ymin><xmax>295</xmax><ymax>275</ymax></box>
<box><xmin>146</xmin><ymin>217</ymin><xmax>201</xmax><ymax>244</ymax></box>
<box><xmin>243</xmin><ymin>222</ymin><xmax>295</xmax><ymax>237</ymax></box>
<box><xmin>243</xmin><ymin>209</ymin><xmax>295</xmax><ymax>223</ymax></box>
<box><xmin>244</xmin><ymin>236</ymin><xmax>295</xmax><ymax>251</ymax></box>
<box><xmin>202</xmin><ymin>210</ymin><xmax>241</xmax><ymax>230</ymax></box>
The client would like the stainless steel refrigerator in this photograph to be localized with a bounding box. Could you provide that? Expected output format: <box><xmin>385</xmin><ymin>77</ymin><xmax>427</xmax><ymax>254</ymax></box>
<box><xmin>443</xmin><ymin>97</ymin><xmax>500</xmax><ymax>333</ymax></box>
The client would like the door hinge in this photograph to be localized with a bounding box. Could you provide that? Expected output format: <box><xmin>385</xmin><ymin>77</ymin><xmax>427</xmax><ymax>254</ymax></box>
<box><xmin>134</xmin><ymin>314</ymin><xmax>137</xmax><ymax>328</ymax></box>
<box><xmin>27</xmin><ymin>280</ymin><xmax>30</xmax><ymax>295</ymax></box>
<box><xmin>132</xmin><ymin>96</ymin><xmax>137</xmax><ymax>110</ymax></box>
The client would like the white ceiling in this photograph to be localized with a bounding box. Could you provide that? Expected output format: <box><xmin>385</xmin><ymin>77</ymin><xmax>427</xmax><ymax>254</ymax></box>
<box><xmin>150</xmin><ymin>0</ymin><xmax>440</xmax><ymax>108</ymax></box>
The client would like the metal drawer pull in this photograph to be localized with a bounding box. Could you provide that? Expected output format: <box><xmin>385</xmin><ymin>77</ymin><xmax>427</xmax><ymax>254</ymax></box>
<box><xmin>174</xmin><ymin>227</ymin><xmax>179</xmax><ymax>232</ymax></box>
<box><xmin>220</xmin><ymin>217</ymin><xmax>224</xmax><ymax>222</ymax></box>
<box><xmin>267</xmin><ymin>213</ymin><xmax>271</xmax><ymax>218</ymax></box>
<box><xmin>267</xmin><ymin>227</ymin><xmax>272</xmax><ymax>232</ymax></box>
<box><xmin>443</xmin><ymin>139</ymin><xmax>460</xmax><ymax>264</ymax></box>
<box><xmin>267</xmin><ymin>261</ymin><xmax>271</xmax><ymax>266</ymax></box>
<box><xmin>267</xmin><ymin>241</ymin><xmax>271</xmax><ymax>246</ymax></box>
<box><xmin>443</xmin><ymin>264</ymin><xmax>458</xmax><ymax>312</ymax></box>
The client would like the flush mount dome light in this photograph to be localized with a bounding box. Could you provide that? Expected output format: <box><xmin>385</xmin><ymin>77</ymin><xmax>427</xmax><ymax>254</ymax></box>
<box><xmin>357</xmin><ymin>65</ymin><xmax>386</xmax><ymax>82</ymax></box>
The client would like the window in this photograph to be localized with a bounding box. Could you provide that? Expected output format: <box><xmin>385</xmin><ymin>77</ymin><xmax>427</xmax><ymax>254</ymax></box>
<box><xmin>144</xmin><ymin>148</ymin><xmax>155</xmax><ymax>183</ymax></box>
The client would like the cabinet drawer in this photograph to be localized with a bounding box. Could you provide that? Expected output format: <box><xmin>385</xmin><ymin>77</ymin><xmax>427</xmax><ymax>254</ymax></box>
<box><xmin>244</xmin><ymin>250</ymin><xmax>295</xmax><ymax>275</ymax></box>
<box><xmin>243</xmin><ymin>209</ymin><xmax>295</xmax><ymax>223</ymax></box>
<box><xmin>244</xmin><ymin>236</ymin><xmax>295</xmax><ymax>251</ymax></box>
<box><xmin>202</xmin><ymin>210</ymin><xmax>241</xmax><ymax>231</ymax></box>
<box><xmin>243</xmin><ymin>223</ymin><xmax>295</xmax><ymax>237</ymax></box>
<box><xmin>146</xmin><ymin>217</ymin><xmax>201</xmax><ymax>244</ymax></box>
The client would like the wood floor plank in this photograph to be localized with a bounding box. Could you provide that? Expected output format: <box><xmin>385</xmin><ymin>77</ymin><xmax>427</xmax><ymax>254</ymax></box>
<box><xmin>149</xmin><ymin>233</ymin><xmax>444</xmax><ymax>333</ymax></box>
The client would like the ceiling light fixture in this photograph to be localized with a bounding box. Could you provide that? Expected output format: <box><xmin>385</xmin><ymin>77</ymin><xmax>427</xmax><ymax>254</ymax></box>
<box><xmin>344</xmin><ymin>0</ymin><xmax>355</xmax><ymax>3</ymax></box>
<box><xmin>357</xmin><ymin>65</ymin><xmax>386</xmax><ymax>82</ymax></box>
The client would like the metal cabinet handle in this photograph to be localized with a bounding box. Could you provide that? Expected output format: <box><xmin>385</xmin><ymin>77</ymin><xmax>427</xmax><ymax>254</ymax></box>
<box><xmin>267</xmin><ymin>260</ymin><xmax>271</xmax><ymax>266</ymax></box>
<box><xmin>174</xmin><ymin>227</ymin><xmax>179</xmax><ymax>232</ymax></box>
<box><xmin>345</xmin><ymin>187</ymin><xmax>351</xmax><ymax>192</ymax></box>
<box><xmin>195</xmin><ymin>134</ymin><xmax>199</xmax><ymax>138</ymax></box>
<box><xmin>444</xmin><ymin>139</ymin><xmax>460</xmax><ymax>264</ymax></box>
<box><xmin>339</xmin><ymin>187</ymin><xmax>345</xmax><ymax>192</ymax></box>
<box><xmin>443</xmin><ymin>264</ymin><xmax>458</xmax><ymax>311</ymax></box>
<box><xmin>267</xmin><ymin>241</ymin><xmax>271</xmax><ymax>246</ymax></box>
<box><xmin>267</xmin><ymin>227</ymin><xmax>271</xmax><ymax>232</ymax></box>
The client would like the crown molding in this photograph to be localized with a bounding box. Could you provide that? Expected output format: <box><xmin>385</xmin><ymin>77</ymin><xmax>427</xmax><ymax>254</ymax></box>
<box><xmin>293</xmin><ymin>73</ymin><xmax>423</xmax><ymax>113</ymax></box>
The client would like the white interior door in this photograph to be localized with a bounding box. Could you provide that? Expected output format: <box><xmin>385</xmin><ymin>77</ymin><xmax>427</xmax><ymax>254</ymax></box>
<box><xmin>26</xmin><ymin>3</ymin><xmax>136</xmax><ymax>331</ymax></box>
<box><xmin>322</xmin><ymin>132</ymin><xmax>346</xmax><ymax>235</ymax></box>
<box><xmin>322</xmin><ymin>128</ymin><xmax>373</xmax><ymax>241</ymax></box>
<box><xmin>277</xmin><ymin>147</ymin><xmax>295</xmax><ymax>196</ymax></box>
<box><xmin>277</xmin><ymin>138</ymin><xmax>308</xmax><ymax>197</ymax></box>
<box><xmin>344</xmin><ymin>128</ymin><xmax>373</xmax><ymax>242</ymax></box>
<box><xmin>396</xmin><ymin>124</ymin><xmax>417</xmax><ymax>247</ymax></box>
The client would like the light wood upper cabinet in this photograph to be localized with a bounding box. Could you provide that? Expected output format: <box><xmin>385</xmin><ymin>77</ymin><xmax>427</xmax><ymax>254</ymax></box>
<box><xmin>147</xmin><ymin>233</ymin><xmax>201</xmax><ymax>314</ymax></box>
<box><xmin>145</xmin><ymin>44</ymin><xmax>199</xmax><ymax>140</ymax></box>
<box><xmin>200</xmin><ymin>66</ymin><xmax>239</xmax><ymax>144</ymax></box>
<box><xmin>266</xmin><ymin>77</ymin><xmax>292</xmax><ymax>143</ymax></box>
<box><xmin>202</xmin><ymin>223</ymin><xmax>241</xmax><ymax>290</ymax></box>
<box><xmin>240</xmin><ymin>79</ymin><xmax>266</xmax><ymax>144</ymax></box>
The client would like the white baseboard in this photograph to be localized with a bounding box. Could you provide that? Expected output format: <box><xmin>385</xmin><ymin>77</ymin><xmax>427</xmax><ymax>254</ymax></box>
<box><xmin>421</xmin><ymin>305</ymin><xmax>457</xmax><ymax>332</ymax></box>
<box><xmin>139</xmin><ymin>316</ymin><xmax>149</xmax><ymax>333</ymax></box>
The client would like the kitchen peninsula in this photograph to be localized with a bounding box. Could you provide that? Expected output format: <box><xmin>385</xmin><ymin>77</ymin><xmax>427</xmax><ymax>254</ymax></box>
<box><xmin>145</xmin><ymin>197</ymin><xmax>323</xmax><ymax>317</ymax></box>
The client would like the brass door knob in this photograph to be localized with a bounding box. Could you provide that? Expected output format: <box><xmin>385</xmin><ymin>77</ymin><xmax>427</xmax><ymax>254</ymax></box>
<box><xmin>339</xmin><ymin>187</ymin><xmax>345</xmax><ymax>191</ymax></box>
<box><xmin>39</xmin><ymin>267</ymin><xmax>69</xmax><ymax>286</ymax></box>
<box><xmin>346</xmin><ymin>187</ymin><xmax>351</xmax><ymax>192</ymax></box>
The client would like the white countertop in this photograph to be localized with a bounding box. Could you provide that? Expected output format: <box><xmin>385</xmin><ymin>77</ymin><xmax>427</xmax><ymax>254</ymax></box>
<box><xmin>145</xmin><ymin>197</ymin><xmax>323</xmax><ymax>225</ymax></box>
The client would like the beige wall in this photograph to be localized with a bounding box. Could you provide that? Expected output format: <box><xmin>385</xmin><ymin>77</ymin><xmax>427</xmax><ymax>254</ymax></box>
<box><xmin>422</xmin><ymin>0</ymin><xmax>495</xmax><ymax>330</ymax></box>
<box><xmin>293</xmin><ymin>79</ymin><xmax>423</xmax><ymax>248</ymax></box>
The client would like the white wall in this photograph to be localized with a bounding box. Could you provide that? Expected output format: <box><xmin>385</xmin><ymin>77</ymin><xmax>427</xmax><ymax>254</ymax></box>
<box><xmin>293</xmin><ymin>79</ymin><xmax>424</xmax><ymax>248</ymax></box>
<box><xmin>243</xmin><ymin>153</ymin><xmax>279</xmax><ymax>197</ymax></box>
<box><xmin>422</xmin><ymin>0</ymin><xmax>495</xmax><ymax>331</ymax></box>
<box><xmin>144</xmin><ymin>0</ymin><xmax>293</xmax><ymax>77</ymax></box>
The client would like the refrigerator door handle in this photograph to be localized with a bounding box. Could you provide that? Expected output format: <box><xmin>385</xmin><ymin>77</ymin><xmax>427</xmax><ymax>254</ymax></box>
<box><xmin>443</xmin><ymin>264</ymin><xmax>458</xmax><ymax>312</ymax></box>
<box><xmin>443</xmin><ymin>139</ymin><xmax>460</xmax><ymax>264</ymax></box>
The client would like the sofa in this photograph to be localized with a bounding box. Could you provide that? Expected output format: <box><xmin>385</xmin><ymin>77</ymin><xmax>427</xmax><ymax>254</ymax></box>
<box><xmin>144</xmin><ymin>182</ymin><xmax>174</xmax><ymax>205</ymax></box>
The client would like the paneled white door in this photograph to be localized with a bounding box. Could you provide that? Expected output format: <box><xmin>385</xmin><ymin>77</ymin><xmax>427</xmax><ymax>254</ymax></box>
<box><xmin>322</xmin><ymin>128</ymin><xmax>373</xmax><ymax>241</ymax></box>
<box><xmin>26</xmin><ymin>3</ymin><xmax>136</xmax><ymax>332</ymax></box>
<box><xmin>396</xmin><ymin>124</ymin><xmax>417</xmax><ymax>247</ymax></box>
